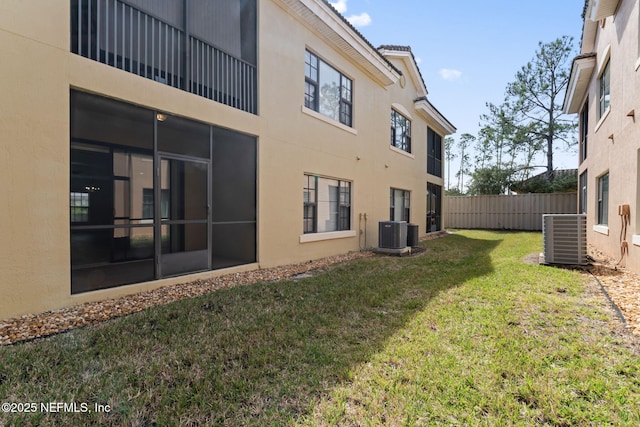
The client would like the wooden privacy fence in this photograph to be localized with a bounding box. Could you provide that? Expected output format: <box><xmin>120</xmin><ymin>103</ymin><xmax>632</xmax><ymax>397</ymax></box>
<box><xmin>444</xmin><ymin>193</ymin><xmax>577</xmax><ymax>231</ymax></box>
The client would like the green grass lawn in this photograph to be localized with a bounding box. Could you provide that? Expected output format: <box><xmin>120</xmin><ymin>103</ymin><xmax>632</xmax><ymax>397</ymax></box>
<box><xmin>0</xmin><ymin>230</ymin><xmax>638</xmax><ymax>426</ymax></box>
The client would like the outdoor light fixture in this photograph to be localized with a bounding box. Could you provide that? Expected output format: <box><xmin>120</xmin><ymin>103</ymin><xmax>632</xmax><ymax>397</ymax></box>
<box><xmin>156</xmin><ymin>113</ymin><xmax>167</xmax><ymax>122</ymax></box>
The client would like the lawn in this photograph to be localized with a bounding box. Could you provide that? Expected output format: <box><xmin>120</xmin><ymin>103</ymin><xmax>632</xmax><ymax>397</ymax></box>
<box><xmin>0</xmin><ymin>230</ymin><xmax>638</xmax><ymax>426</ymax></box>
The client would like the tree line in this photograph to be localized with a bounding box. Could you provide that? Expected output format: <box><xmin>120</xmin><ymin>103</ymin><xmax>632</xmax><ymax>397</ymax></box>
<box><xmin>446</xmin><ymin>36</ymin><xmax>578</xmax><ymax>195</ymax></box>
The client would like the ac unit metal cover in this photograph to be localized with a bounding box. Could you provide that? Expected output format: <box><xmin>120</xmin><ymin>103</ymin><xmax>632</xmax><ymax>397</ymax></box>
<box><xmin>378</xmin><ymin>221</ymin><xmax>408</xmax><ymax>249</ymax></box>
<box><xmin>542</xmin><ymin>214</ymin><xmax>587</xmax><ymax>265</ymax></box>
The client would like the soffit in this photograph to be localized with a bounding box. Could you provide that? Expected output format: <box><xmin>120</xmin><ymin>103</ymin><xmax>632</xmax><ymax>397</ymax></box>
<box><xmin>589</xmin><ymin>0</ymin><xmax>621</xmax><ymax>20</ymax></box>
<box><xmin>414</xmin><ymin>98</ymin><xmax>456</xmax><ymax>136</ymax></box>
<box><xmin>276</xmin><ymin>0</ymin><xmax>400</xmax><ymax>86</ymax></box>
<box><xmin>563</xmin><ymin>53</ymin><xmax>596</xmax><ymax>114</ymax></box>
<box><xmin>581</xmin><ymin>0</ymin><xmax>620</xmax><ymax>52</ymax></box>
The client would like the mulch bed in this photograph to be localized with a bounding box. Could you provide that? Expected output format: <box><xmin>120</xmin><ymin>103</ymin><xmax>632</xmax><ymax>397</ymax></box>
<box><xmin>0</xmin><ymin>252</ymin><xmax>372</xmax><ymax>346</ymax></box>
<box><xmin>9</xmin><ymin>231</ymin><xmax>636</xmax><ymax>347</ymax></box>
<box><xmin>1</xmin><ymin>232</ymin><xmax>451</xmax><ymax>346</ymax></box>
<box><xmin>586</xmin><ymin>246</ymin><xmax>640</xmax><ymax>337</ymax></box>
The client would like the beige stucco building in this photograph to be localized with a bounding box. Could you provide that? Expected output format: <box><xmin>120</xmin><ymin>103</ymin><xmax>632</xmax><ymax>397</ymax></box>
<box><xmin>564</xmin><ymin>0</ymin><xmax>640</xmax><ymax>273</ymax></box>
<box><xmin>0</xmin><ymin>0</ymin><xmax>454</xmax><ymax>320</ymax></box>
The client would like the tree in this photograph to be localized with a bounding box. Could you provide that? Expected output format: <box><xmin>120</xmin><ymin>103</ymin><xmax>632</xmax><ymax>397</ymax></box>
<box><xmin>444</xmin><ymin>136</ymin><xmax>457</xmax><ymax>191</ymax></box>
<box><xmin>456</xmin><ymin>133</ymin><xmax>474</xmax><ymax>192</ymax></box>
<box><xmin>506</xmin><ymin>36</ymin><xmax>577</xmax><ymax>178</ymax></box>
<box><xmin>467</xmin><ymin>166</ymin><xmax>515</xmax><ymax>195</ymax></box>
<box><xmin>474</xmin><ymin>127</ymin><xmax>493</xmax><ymax>169</ymax></box>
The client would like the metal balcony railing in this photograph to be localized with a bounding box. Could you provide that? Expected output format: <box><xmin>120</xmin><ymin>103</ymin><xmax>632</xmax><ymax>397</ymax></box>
<box><xmin>71</xmin><ymin>0</ymin><xmax>257</xmax><ymax>114</ymax></box>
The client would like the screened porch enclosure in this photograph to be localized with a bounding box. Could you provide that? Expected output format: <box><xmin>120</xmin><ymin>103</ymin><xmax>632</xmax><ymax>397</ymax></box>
<box><xmin>70</xmin><ymin>90</ymin><xmax>257</xmax><ymax>294</ymax></box>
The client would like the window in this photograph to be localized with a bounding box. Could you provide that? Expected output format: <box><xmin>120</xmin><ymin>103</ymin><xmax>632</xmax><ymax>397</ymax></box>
<box><xmin>303</xmin><ymin>174</ymin><xmax>351</xmax><ymax>233</ymax></box>
<box><xmin>579</xmin><ymin>171</ymin><xmax>588</xmax><ymax>215</ymax></box>
<box><xmin>579</xmin><ymin>100</ymin><xmax>588</xmax><ymax>163</ymax></box>
<box><xmin>427</xmin><ymin>183</ymin><xmax>442</xmax><ymax>232</ymax></box>
<box><xmin>70</xmin><ymin>192</ymin><xmax>90</xmax><ymax>223</ymax></box>
<box><xmin>597</xmin><ymin>172</ymin><xmax>609</xmax><ymax>225</ymax></box>
<box><xmin>599</xmin><ymin>59</ymin><xmax>610</xmax><ymax>118</ymax></box>
<box><xmin>391</xmin><ymin>109</ymin><xmax>411</xmax><ymax>152</ymax></box>
<box><xmin>305</xmin><ymin>50</ymin><xmax>353</xmax><ymax>126</ymax></box>
<box><xmin>142</xmin><ymin>189</ymin><xmax>170</xmax><ymax>219</ymax></box>
<box><xmin>390</xmin><ymin>188</ymin><xmax>410</xmax><ymax>222</ymax></box>
<box><xmin>427</xmin><ymin>128</ymin><xmax>443</xmax><ymax>177</ymax></box>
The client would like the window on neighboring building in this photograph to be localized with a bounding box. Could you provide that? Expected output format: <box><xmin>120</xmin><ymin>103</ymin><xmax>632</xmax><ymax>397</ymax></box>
<box><xmin>427</xmin><ymin>128</ymin><xmax>443</xmax><ymax>177</ymax></box>
<box><xmin>142</xmin><ymin>189</ymin><xmax>170</xmax><ymax>219</ymax></box>
<box><xmin>390</xmin><ymin>188</ymin><xmax>410</xmax><ymax>222</ymax></box>
<box><xmin>427</xmin><ymin>183</ymin><xmax>442</xmax><ymax>232</ymax></box>
<box><xmin>304</xmin><ymin>50</ymin><xmax>353</xmax><ymax>126</ymax></box>
<box><xmin>579</xmin><ymin>171</ymin><xmax>588</xmax><ymax>215</ymax></box>
<box><xmin>597</xmin><ymin>172</ymin><xmax>609</xmax><ymax>225</ymax></box>
<box><xmin>391</xmin><ymin>109</ymin><xmax>411</xmax><ymax>152</ymax></box>
<box><xmin>599</xmin><ymin>59</ymin><xmax>610</xmax><ymax>118</ymax></box>
<box><xmin>579</xmin><ymin>100</ymin><xmax>588</xmax><ymax>163</ymax></box>
<box><xmin>70</xmin><ymin>191</ymin><xmax>90</xmax><ymax>223</ymax></box>
<box><xmin>303</xmin><ymin>174</ymin><xmax>351</xmax><ymax>233</ymax></box>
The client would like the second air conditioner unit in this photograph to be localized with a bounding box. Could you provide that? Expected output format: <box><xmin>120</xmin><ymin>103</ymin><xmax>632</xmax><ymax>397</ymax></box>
<box><xmin>542</xmin><ymin>214</ymin><xmax>587</xmax><ymax>265</ymax></box>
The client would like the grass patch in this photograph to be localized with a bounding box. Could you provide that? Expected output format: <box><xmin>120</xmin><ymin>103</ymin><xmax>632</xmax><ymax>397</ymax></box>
<box><xmin>0</xmin><ymin>230</ymin><xmax>638</xmax><ymax>426</ymax></box>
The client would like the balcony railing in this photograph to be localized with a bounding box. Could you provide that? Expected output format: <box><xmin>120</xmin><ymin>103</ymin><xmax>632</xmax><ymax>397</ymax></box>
<box><xmin>71</xmin><ymin>0</ymin><xmax>257</xmax><ymax>114</ymax></box>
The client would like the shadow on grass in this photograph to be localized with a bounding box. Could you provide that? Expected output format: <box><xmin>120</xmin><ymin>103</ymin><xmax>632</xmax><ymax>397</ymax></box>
<box><xmin>0</xmin><ymin>233</ymin><xmax>501</xmax><ymax>426</ymax></box>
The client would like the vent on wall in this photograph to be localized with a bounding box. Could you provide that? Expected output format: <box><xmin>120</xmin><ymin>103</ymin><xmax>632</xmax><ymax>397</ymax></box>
<box><xmin>542</xmin><ymin>214</ymin><xmax>587</xmax><ymax>265</ymax></box>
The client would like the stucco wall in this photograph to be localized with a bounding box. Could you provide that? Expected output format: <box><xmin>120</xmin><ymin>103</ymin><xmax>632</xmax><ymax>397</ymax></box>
<box><xmin>0</xmin><ymin>0</ymin><xmax>451</xmax><ymax>319</ymax></box>
<box><xmin>579</xmin><ymin>0</ymin><xmax>640</xmax><ymax>272</ymax></box>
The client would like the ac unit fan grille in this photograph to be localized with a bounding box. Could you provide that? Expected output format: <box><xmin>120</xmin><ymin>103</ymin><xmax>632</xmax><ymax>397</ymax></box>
<box><xmin>542</xmin><ymin>214</ymin><xmax>587</xmax><ymax>265</ymax></box>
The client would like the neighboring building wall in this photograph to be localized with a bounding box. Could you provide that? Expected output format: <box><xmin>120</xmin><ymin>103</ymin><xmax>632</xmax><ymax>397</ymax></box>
<box><xmin>0</xmin><ymin>0</ymin><xmax>454</xmax><ymax>320</ymax></box>
<box><xmin>565</xmin><ymin>0</ymin><xmax>640</xmax><ymax>273</ymax></box>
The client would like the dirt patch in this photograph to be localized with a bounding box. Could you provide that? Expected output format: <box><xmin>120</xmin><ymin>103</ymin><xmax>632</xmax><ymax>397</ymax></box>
<box><xmin>523</xmin><ymin>252</ymin><xmax>542</xmax><ymax>265</ymax></box>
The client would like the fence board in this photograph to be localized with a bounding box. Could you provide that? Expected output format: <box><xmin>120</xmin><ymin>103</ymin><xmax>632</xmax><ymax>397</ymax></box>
<box><xmin>445</xmin><ymin>193</ymin><xmax>577</xmax><ymax>231</ymax></box>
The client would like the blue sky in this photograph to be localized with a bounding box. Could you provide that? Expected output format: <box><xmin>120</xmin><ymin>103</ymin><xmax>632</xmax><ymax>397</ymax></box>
<box><xmin>330</xmin><ymin>0</ymin><xmax>585</xmax><ymax>186</ymax></box>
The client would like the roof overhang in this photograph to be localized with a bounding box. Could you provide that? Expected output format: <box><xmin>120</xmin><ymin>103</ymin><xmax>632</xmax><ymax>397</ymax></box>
<box><xmin>581</xmin><ymin>18</ymin><xmax>598</xmax><ymax>53</ymax></box>
<box><xmin>581</xmin><ymin>0</ymin><xmax>619</xmax><ymax>52</ymax></box>
<box><xmin>275</xmin><ymin>0</ymin><xmax>400</xmax><ymax>86</ymax></box>
<box><xmin>588</xmin><ymin>0</ymin><xmax>621</xmax><ymax>21</ymax></box>
<box><xmin>378</xmin><ymin>48</ymin><xmax>428</xmax><ymax>98</ymax></box>
<box><xmin>414</xmin><ymin>97</ymin><xmax>456</xmax><ymax>136</ymax></box>
<box><xmin>563</xmin><ymin>53</ymin><xmax>597</xmax><ymax>114</ymax></box>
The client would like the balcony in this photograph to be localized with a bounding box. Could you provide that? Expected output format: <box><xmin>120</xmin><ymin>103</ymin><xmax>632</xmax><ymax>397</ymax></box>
<box><xmin>71</xmin><ymin>0</ymin><xmax>257</xmax><ymax>114</ymax></box>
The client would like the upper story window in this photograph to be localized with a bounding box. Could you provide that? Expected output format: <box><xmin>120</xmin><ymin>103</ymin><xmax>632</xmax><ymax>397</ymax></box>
<box><xmin>304</xmin><ymin>174</ymin><xmax>351</xmax><ymax>234</ymax></box>
<box><xmin>390</xmin><ymin>109</ymin><xmax>411</xmax><ymax>153</ymax></box>
<box><xmin>579</xmin><ymin>99</ymin><xmax>588</xmax><ymax>163</ymax></box>
<box><xmin>305</xmin><ymin>50</ymin><xmax>353</xmax><ymax>127</ymax></box>
<box><xmin>598</xmin><ymin>59</ymin><xmax>610</xmax><ymax>118</ymax></box>
<box><xmin>427</xmin><ymin>128</ymin><xmax>443</xmax><ymax>178</ymax></box>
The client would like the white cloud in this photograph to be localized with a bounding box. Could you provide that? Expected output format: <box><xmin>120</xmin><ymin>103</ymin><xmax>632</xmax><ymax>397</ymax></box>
<box><xmin>330</xmin><ymin>0</ymin><xmax>347</xmax><ymax>13</ymax></box>
<box><xmin>330</xmin><ymin>0</ymin><xmax>371</xmax><ymax>27</ymax></box>
<box><xmin>439</xmin><ymin>68</ymin><xmax>462</xmax><ymax>81</ymax></box>
<box><xmin>415</xmin><ymin>57</ymin><xmax>422</xmax><ymax>64</ymax></box>
<box><xmin>347</xmin><ymin>12</ymin><xmax>372</xmax><ymax>27</ymax></box>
